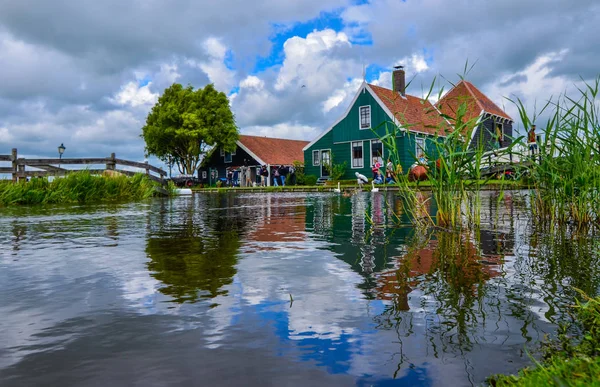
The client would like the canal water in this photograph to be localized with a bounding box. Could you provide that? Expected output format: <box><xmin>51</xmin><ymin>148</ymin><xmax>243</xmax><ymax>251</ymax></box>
<box><xmin>0</xmin><ymin>192</ymin><xmax>598</xmax><ymax>386</ymax></box>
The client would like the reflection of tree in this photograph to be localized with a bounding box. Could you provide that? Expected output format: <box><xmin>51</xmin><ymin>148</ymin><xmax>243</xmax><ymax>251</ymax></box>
<box><xmin>146</xmin><ymin>230</ymin><xmax>241</xmax><ymax>303</ymax></box>
<box><xmin>145</xmin><ymin>196</ymin><xmax>248</xmax><ymax>303</ymax></box>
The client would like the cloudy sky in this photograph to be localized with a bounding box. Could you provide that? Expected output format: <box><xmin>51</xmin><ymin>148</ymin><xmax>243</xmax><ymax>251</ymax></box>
<box><xmin>0</xmin><ymin>0</ymin><xmax>598</xmax><ymax>167</ymax></box>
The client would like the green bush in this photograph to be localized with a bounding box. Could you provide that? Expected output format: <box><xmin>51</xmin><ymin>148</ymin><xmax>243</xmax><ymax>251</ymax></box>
<box><xmin>303</xmin><ymin>175</ymin><xmax>318</xmax><ymax>186</ymax></box>
<box><xmin>0</xmin><ymin>171</ymin><xmax>161</xmax><ymax>206</ymax></box>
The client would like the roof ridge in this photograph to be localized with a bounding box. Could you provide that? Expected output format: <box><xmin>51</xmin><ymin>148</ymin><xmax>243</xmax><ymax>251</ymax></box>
<box><xmin>460</xmin><ymin>80</ymin><xmax>485</xmax><ymax>112</ymax></box>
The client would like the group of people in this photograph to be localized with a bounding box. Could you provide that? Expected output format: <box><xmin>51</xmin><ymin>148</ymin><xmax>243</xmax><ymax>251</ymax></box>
<box><xmin>258</xmin><ymin>164</ymin><xmax>296</xmax><ymax>187</ymax></box>
<box><xmin>356</xmin><ymin>158</ymin><xmax>404</xmax><ymax>186</ymax></box>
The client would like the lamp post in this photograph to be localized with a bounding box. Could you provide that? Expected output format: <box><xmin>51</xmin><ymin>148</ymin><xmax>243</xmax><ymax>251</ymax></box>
<box><xmin>58</xmin><ymin>143</ymin><xmax>65</xmax><ymax>169</ymax></box>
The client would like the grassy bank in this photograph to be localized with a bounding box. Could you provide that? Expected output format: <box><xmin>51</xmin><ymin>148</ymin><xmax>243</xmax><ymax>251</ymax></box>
<box><xmin>0</xmin><ymin>171</ymin><xmax>167</xmax><ymax>205</ymax></box>
<box><xmin>489</xmin><ymin>293</ymin><xmax>600</xmax><ymax>386</ymax></box>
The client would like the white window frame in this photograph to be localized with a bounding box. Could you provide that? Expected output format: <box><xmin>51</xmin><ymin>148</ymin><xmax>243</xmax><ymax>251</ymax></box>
<box><xmin>312</xmin><ymin>150</ymin><xmax>320</xmax><ymax>166</ymax></box>
<box><xmin>415</xmin><ymin>137</ymin><xmax>426</xmax><ymax>157</ymax></box>
<box><xmin>224</xmin><ymin>152</ymin><xmax>232</xmax><ymax>163</ymax></box>
<box><xmin>351</xmin><ymin>141</ymin><xmax>364</xmax><ymax>169</ymax></box>
<box><xmin>359</xmin><ymin>105</ymin><xmax>371</xmax><ymax>130</ymax></box>
<box><xmin>370</xmin><ymin>139</ymin><xmax>384</xmax><ymax>166</ymax></box>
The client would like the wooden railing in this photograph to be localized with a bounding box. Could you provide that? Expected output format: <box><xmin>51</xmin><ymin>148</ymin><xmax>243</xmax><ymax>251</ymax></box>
<box><xmin>0</xmin><ymin>149</ymin><xmax>167</xmax><ymax>184</ymax></box>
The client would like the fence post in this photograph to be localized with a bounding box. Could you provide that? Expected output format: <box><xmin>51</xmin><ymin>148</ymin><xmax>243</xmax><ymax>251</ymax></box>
<box><xmin>17</xmin><ymin>164</ymin><xmax>25</xmax><ymax>182</ymax></box>
<box><xmin>106</xmin><ymin>153</ymin><xmax>116</xmax><ymax>171</ymax></box>
<box><xmin>11</xmin><ymin>148</ymin><xmax>17</xmax><ymax>182</ymax></box>
<box><xmin>144</xmin><ymin>161</ymin><xmax>149</xmax><ymax>175</ymax></box>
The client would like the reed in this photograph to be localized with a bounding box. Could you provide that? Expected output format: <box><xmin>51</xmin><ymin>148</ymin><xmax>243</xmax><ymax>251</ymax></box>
<box><xmin>512</xmin><ymin>77</ymin><xmax>600</xmax><ymax>228</ymax></box>
<box><xmin>0</xmin><ymin>171</ymin><xmax>162</xmax><ymax>206</ymax></box>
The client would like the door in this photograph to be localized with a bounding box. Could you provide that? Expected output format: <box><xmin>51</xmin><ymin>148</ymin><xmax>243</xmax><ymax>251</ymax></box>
<box><xmin>321</xmin><ymin>150</ymin><xmax>331</xmax><ymax>177</ymax></box>
<box><xmin>321</xmin><ymin>151</ymin><xmax>331</xmax><ymax>177</ymax></box>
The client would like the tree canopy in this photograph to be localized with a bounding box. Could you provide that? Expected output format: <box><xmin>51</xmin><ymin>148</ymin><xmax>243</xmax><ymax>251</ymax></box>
<box><xmin>142</xmin><ymin>83</ymin><xmax>238</xmax><ymax>175</ymax></box>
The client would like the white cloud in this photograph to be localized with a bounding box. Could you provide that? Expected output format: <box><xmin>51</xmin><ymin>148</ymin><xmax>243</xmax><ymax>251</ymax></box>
<box><xmin>197</xmin><ymin>37</ymin><xmax>235</xmax><ymax>92</ymax></box>
<box><xmin>275</xmin><ymin>29</ymin><xmax>354</xmax><ymax>92</ymax></box>
<box><xmin>0</xmin><ymin>127</ymin><xmax>14</xmax><ymax>145</ymax></box>
<box><xmin>322</xmin><ymin>77</ymin><xmax>363</xmax><ymax>113</ymax></box>
<box><xmin>112</xmin><ymin>81</ymin><xmax>158</xmax><ymax>107</ymax></box>
<box><xmin>240</xmin><ymin>75</ymin><xmax>265</xmax><ymax>90</ymax></box>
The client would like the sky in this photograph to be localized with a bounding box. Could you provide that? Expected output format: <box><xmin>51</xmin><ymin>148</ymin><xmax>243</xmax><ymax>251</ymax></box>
<box><xmin>0</xmin><ymin>0</ymin><xmax>598</xmax><ymax>169</ymax></box>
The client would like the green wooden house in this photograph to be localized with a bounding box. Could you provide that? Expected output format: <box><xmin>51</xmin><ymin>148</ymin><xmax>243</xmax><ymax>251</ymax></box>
<box><xmin>303</xmin><ymin>67</ymin><xmax>513</xmax><ymax>181</ymax></box>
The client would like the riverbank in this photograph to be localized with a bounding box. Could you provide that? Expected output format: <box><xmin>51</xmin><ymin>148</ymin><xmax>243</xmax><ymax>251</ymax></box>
<box><xmin>489</xmin><ymin>293</ymin><xmax>600</xmax><ymax>386</ymax></box>
<box><xmin>0</xmin><ymin>171</ymin><xmax>169</xmax><ymax>205</ymax></box>
<box><xmin>192</xmin><ymin>179</ymin><xmax>530</xmax><ymax>193</ymax></box>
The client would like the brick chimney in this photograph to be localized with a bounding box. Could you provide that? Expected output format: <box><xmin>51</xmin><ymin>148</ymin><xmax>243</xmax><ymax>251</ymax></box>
<box><xmin>393</xmin><ymin>65</ymin><xmax>406</xmax><ymax>97</ymax></box>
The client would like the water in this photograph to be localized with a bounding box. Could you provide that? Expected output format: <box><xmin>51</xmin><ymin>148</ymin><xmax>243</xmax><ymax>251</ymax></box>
<box><xmin>0</xmin><ymin>192</ymin><xmax>599</xmax><ymax>386</ymax></box>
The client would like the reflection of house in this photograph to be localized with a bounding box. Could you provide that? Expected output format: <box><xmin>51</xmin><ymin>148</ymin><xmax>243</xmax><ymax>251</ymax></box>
<box><xmin>199</xmin><ymin>135</ymin><xmax>308</xmax><ymax>186</ymax></box>
<box><xmin>246</xmin><ymin>198</ymin><xmax>307</xmax><ymax>244</ymax></box>
<box><xmin>375</xmin><ymin>233</ymin><xmax>506</xmax><ymax>308</ymax></box>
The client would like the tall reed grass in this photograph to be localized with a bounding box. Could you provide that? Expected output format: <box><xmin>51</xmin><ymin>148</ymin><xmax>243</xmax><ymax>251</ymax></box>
<box><xmin>379</xmin><ymin>76</ymin><xmax>518</xmax><ymax>229</ymax></box>
<box><xmin>0</xmin><ymin>171</ymin><xmax>162</xmax><ymax>206</ymax></box>
<box><xmin>513</xmin><ymin>77</ymin><xmax>600</xmax><ymax>228</ymax></box>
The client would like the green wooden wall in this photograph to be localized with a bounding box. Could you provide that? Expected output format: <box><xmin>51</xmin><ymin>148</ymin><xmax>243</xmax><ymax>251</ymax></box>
<box><xmin>304</xmin><ymin>85</ymin><xmax>442</xmax><ymax>181</ymax></box>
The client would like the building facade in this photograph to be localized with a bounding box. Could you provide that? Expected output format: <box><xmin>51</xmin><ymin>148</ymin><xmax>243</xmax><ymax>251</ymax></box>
<box><xmin>304</xmin><ymin>67</ymin><xmax>513</xmax><ymax>181</ymax></box>
<box><xmin>199</xmin><ymin>135</ymin><xmax>308</xmax><ymax>186</ymax></box>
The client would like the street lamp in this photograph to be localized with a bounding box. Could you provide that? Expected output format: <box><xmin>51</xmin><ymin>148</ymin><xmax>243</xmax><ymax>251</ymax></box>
<box><xmin>58</xmin><ymin>143</ymin><xmax>65</xmax><ymax>168</ymax></box>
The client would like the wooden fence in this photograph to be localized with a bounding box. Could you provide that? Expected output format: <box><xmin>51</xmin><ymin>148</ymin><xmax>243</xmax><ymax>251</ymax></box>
<box><xmin>0</xmin><ymin>149</ymin><xmax>167</xmax><ymax>184</ymax></box>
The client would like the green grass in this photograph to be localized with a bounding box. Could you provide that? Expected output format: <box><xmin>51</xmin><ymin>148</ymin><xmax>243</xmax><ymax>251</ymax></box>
<box><xmin>489</xmin><ymin>292</ymin><xmax>600</xmax><ymax>386</ymax></box>
<box><xmin>0</xmin><ymin>171</ymin><xmax>164</xmax><ymax>205</ymax></box>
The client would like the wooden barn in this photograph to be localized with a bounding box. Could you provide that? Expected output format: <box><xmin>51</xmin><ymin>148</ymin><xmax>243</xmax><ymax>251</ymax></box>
<box><xmin>199</xmin><ymin>135</ymin><xmax>308</xmax><ymax>186</ymax></box>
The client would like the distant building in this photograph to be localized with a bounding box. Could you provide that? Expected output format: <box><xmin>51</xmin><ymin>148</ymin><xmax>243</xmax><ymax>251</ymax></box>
<box><xmin>199</xmin><ymin>135</ymin><xmax>308</xmax><ymax>186</ymax></box>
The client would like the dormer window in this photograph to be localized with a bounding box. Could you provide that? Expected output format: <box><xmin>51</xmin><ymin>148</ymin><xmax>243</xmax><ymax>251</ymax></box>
<box><xmin>359</xmin><ymin>105</ymin><xmax>371</xmax><ymax>130</ymax></box>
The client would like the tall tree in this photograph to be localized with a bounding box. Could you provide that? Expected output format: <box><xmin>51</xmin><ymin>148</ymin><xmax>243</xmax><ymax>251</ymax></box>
<box><xmin>142</xmin><ymin>83</ymin><xmax>238</xmax><ymax>175</ymax></box>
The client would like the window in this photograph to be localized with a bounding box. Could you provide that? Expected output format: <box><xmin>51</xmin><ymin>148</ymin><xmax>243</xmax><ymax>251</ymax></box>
<box><xmin>224</xmin><ymin>152</ymin><xmax>232</xmax><ymax>163</ymax></box>
<box><xmin>415</xmin><ymin>137</ymin><xmax>426</xmax><ymax>157</ymax></box>
<box><xmin>371</xmin><ymin>140</ymin><xmax>383</xmax><ymax>166</ymax></box>
<box><xmin>312</xmin><ymin>150</ymin><xmax>320</xmax><ymax>166</ymax></box>
<box><xmin>359</xmin><ymin>106</ymin><xmax>371</xmax><ymax>130</ymax></box>
<box><xmin>352</xmin><ymin>141</ymin><xmax>363</xmax><ymax>168</ymax></box>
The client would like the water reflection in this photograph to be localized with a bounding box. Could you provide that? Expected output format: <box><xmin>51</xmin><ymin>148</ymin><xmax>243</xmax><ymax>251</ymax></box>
<box><xmin>1</xmin><ymin>192</ymin><xmax>599</xmax><ymax>386</ymax></box>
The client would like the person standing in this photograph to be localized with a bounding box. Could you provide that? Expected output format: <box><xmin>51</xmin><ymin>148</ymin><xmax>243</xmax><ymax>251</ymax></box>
<box><xmin>528</xmin><ymin>125</ymin><xmax>538</xmax><ymax>158</ymax></box>
<box><xmin>260</xmin><ymin>165</ymin><xmax>268</xmax><ymax>187</ymax></box>
<box><xmin>273</xmin><ymin>166</ymin><xmax>280</xmax><ymax>186</ymax></box>
<box><xmin>279</xmin><ymin>165</ymin><xmax>288</xmax><ymax>187</ymax></box>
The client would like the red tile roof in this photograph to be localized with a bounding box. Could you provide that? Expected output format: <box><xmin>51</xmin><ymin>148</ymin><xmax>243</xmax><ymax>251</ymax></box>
<box><xmin>436</xmin><ymin>80</ymin><xmax>512</xmax><ymax>122</ymax></box>
<box><xmin>239</xmin><ymin>135</ymin><xmax>309</xmax><ymax>165</ymax></box>
<box><xmin>367</xmin><ymin>84</ymin><xmax>450</xmax><ymax>136</ymax></box>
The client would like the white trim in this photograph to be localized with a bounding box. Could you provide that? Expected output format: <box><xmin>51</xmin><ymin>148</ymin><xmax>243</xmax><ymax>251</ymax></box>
<box><xmin>359</xmin><ymin>105</ymin><xmax>371</xmax><ymax>130</ymax></box>
<box><xmin>312</xmin><ymin>150</ymin><xmax>320</xmax><ymax>166</ymax></box>
<box><xmin>369</xmin><ymin>139</ymin><xmax>384</xmax><ymax>168</ymax></box>
<box><xmin>236</xmin><ymin>140</ymin><xmax>266</xmax><ymax>166</ymax></box>
<box><xmin>350</xmin><ymin>141</ymin><xmax>364</xmax><ymax>169</ymax></box>
<box><xmin>303</xmin><ymin>82</ymin><xmax>370</xmax><ymax>151</ymax></box>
